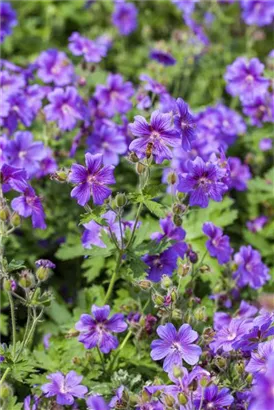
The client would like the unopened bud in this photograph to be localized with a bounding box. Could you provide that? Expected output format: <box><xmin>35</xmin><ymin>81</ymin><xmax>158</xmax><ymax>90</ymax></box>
<box><xmin>165</xmin><ymin>394</ymin><xmax>175</xmax><ymax>407</ymax></box>
<box><xmin>246</xmin><ymin>373</ymin><xmax>253</xmax><ymax>384</ymax></box>
<box><xmin>78</xmin><ymin>76</ymin><xmax>86</xmax><ymax>87</ymax></box>
<box><xmin>178</xmin><ymin>392</ymin><xmax>188</xmax><ymax>405</ymax></box>
<box><xmin>0</xmin><ymin>206</ymin><xmax>9</xmax><ymax>222</ymax></box>
<box><xmin>171</xmin><ymin>308</ymin><xmax>182</xmax><ymax>320</ymax></box>
<box><xmin>0</xmin><ymin>383</ymin><xmax>12</xmax><ymax>399</ymax></box>
<box><xmin>137</xmin><ymin>280</ymin><xmax>152</xmax><ymax>290</ymax></box>
<box><xmin>18</xmin><ymin>270</ymin><xmax>34</xmax><ymax>289</ymax></box>
<box><xmin>235</xmin><ymin>362</ymin><xmax>245</xmax><ymax>375</ymax></box>
<box><xmin>66</xmin><ymin>329</ymin><xmax>80</xmax><ymax>338</ymax></box>
<box><xmin>153</xmin><ymin>294</ymin><xmax>165</xmax><ymax>306</ymax></box>
<box><xmin>177</xmin><ymin>192</ymin><xmax>185</xmax><ymax>202</ymax></box>
<box><xmin>36</xmin><ymin>266</ymin><xmax>49</xmax><ymax>282</ymax></box>
<box><xmin>173</xmin><ymin>366</ymin><xmax>183</xmax><ymax>378</ymax></box>
<box><xmin>199</xmin><ymin>264</ymin><xmax>210</xmax><ymax>273</ymax></box>
<box><xmin>200</xmin><ymin>376</ymin><xmax>209</xmax><ymax>388</ymax></box>
<box><xmin>129</xmin><ymin>152</ymin><xmax>139</xmax><ymax>163</ymax></box>
<box><xmin>136</xmin><ymin>162</ymin><xmax>146</xmax><ymax>175</ymax></box>
<box><xmin>161</xmin><ymin>275</ymin><xmax>172</xmax><ymax>289</ymax></box>
<box><xmin>3</xmin><ymin>279</ymin><xmax>13</xmax><ymax>292</ymax></box>
<box><xmin>115</xmin><ymin>192</ymin><xmax>127</xmax><ymax>208</ymax></box>
<box><xmin>178</xmin><ymin>263</ymin><xmax>191</xmax><ymax>277</ymax></box>
<box><xmin>172</xmin><ymin>203</ymin><xmax>186</xmax><ymax>215</ymax></box>
<box><xmin>170</xmin><ymin>288</ymin><xmax>177</xmax><ymax>302</ymax></box>
<box><xmin>203</xmin><ymin>327</ymin><xmax>215</xmax><ymax>343</ymax></box>
<box><xmin>51</xmin><ymin>169</ymin><xmax>68</xmax><ymax>183</ymax></box>
<box><xmin>189</xmin><ymin>250</ymin><xmax>198</xmax><ymax>264</ymax></box>
<box><xmin>10</xmin><ymin>212</ymin><xmax>21</xmax><ymax>227</ymax></box>
<box><xmin>167</xmin><ymin>171</ymin><xmax>177</xmax><ymax>185</ymax></box>
<box><xmin>215</xmin><ymin>356</ymin><xmax>227</xmax><ymax>369</ymax></box>
<box><xmin>194</xmin><ymin>307</ymin><xmax>207</xmax><ymax>322</ymax></box>
<box><xmin>173</xmin><ymin>214</ymin><xmax>182</xmax><ymax>227</ymax></box>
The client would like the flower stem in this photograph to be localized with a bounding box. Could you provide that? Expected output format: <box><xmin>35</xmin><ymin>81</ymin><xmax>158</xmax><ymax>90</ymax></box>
<box><xmin>108</xmin><ymin>330</ymin><xmax>132</xmax><ymax>373</ymax></box>
<box><xmin>0</xmin><ymin>367</ymin><xmax>11</xmax><ymax>385</ymax></box>
<box><xmin>126</xmin><ymin>202</ymin><xmax>143</xmax><ymax>250</ymax></box>
<box><xmin>104</xmin><ymin>250</ymin><xmax>123</xmax><ymax>304</ymax></box>
<box><xmin>96</xmin><ymin>346</ymin><xmax>105</xmax><ymax>372</ymax></box>
<box><xmin>7</xmin><ymin>292</ymin><xmax>16</xmax><ymax>360</ymax></box>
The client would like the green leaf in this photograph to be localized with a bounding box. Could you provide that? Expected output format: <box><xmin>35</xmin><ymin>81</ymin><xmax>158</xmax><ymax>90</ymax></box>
<box><xmin>82</xmin><ymin>256</ymin><xmax>105</xmax><ymax>283</ymax></box>
<box><xmin>79</xmin><ymin>207</ymin><xmax>108</xmax><ymax>226</ymax></box>
<box><xmin>8</xmin><ymin>259</ymin><xmax>26</xmax><ymax>272</ymax></box>
<box><xmin>144</xmin><ymin>200</ymin><xmax>166</xmax><ymax>218</ymax></box>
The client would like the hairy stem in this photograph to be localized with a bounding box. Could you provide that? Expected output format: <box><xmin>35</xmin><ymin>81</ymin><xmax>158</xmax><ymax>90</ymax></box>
<box><xmin>108</xmin><ymin>330</ymin><xmax>132</xmax><ymax>373</ymax></box>
<box><xmin>7</xmin><ymin>292</ymin><xmax>16</xmax><ymax>360</ymax></box>
<box><xmin>104</xmin><ymin>250</ymin><xmax>123</xmax><ymax>304</ymax></box>
<box><xmin>0</xmin><ymin>367</ymin><xmax>11</xmax><ymax>385</ymax></box>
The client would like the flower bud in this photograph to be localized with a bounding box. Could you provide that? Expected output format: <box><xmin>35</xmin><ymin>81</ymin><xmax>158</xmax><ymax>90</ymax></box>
<box><xmin>161</xmin><ymin>275</ymin><xmax>172</xmax><ymax>289</ymax></box>
<box><xmin>170</xmin><ymin>288</ymin><xmax>177</xmax><ymax>302</ymax></box>
<box><xmin>246</xmin><ymin>373</ymin><xmax>253</xmax><ymax>384</ymax></box>
<box><xmin>18</xmin><ymin>270</ymin><xmax>34</xmax><ymax>289</ymax></box>
<box><xmin>136</xmin><ymin>162</ymin><xmax>146</xmax><ymax>175</ymax></box>
<box><xmin>200</xmin><ymin>376</ymin><xmax>209</xmax><ymax>388</ymax></box>
<box><xmin>3</xmin><ymin>279</ymin><xmax>13</xmax><ymax>292</ymax></box>
<box><xmin>36</xmin><ymin>266</ymin><xmax>49</xmax><ymax>282</ymax></box>
<box><xmin>215</xmin><ymin>356</ymin><xmax>227</xmax><ymax>369</ymax></box>
<box><xmin>167</xmin><ymin>171</ymin><xmax>177</xmax><ymax>185</ymax></box>
<box><xmin>173</xmin><ymin>366</ymin><xmax>183</xmax><ymax>378</ymax></box>
<box><xmin>235</xmin><ymin>362</ymin><xmax>245</xmax><ymax>375</ymax></box>
<box><xmin>177</xmin><ymin>192</ymin><xmax>185</xmax><ymax>202</ymax></box>
<box><xmin>153</xmin><ymin>294</ymin><xmax>165</xmax><ymax>306</ymax></box>
<box><xmin>66</xmin><ymin>329</ymin><xmax>80</xmax><ymax>338</ymax></box>
<box><xmin>178</xmin><ymin>392</ymin><xmax>188</xmax><ymax>405</ymax></box>
<box><xmin>0</xmin><ymin>206</ymin><xmax>9</xmax><ymax>222</ymax></box>
<box><xmin>137</xmin><ymin>280</ymin><xmax>152</xmax><ymax>290</ymax></box>
<box><xmin>165</xmin><ymin>394</ymin><xmax>175</xmax><ymax>407</ymax></box>
<box><xmin>173</xmin><ymin>214</ymin><xmax>182</xmax><ymax>227</ymax></box>
<box><xmin>194</xmin><ymin>307</ymin><xmax>207</xmax><ymax>322</ymax></box>
<box><xmin>199</xmin><ymin>264</ymin><xmax>210</xmax><ymax>273</ymax></box>
<box><xmin>129</xmin><ymin>152</ymin><xmax>139</xmax><ymax>163</ymax></box>
<box><xmin>178</xmin><ymin>263</ymin><xmax>191</xmax><ymax>277</ymax></box>
<box><xmin>172</xmin><ymin>203</ymin><xmax>186</xmax><ymax>215</ymax></box>
<box><xmin>0</xmin><ymin>383</ymin><xmax>12</xmax><ymax>399</ymax></box>
<box><xmin>10</xmin><ymin>212</ymin><xmax>21</xmax><ymax>227</ymax></box>
<box><xmin>51</xmin><ymin>169</ymin><xmax>68</xmax><ymax>183</ymax></box>
<box><xmin>115</xmin><ymin>192</ymin><xmax>127</xmax><ymax>208</ymax></box>
<box><xmin>189</xmin><ymin>250</ymin><xmax>198</xmax><ymax>264</ymax></box>
<box><xmin>171</xmin><ymin>308</ymin><xmax>182</xmax><ymax>320</ymax></box>
<box><xmin>202</xmin><ymin>327</ymin><xmax>215</xmax><ymax>343</ymax></box>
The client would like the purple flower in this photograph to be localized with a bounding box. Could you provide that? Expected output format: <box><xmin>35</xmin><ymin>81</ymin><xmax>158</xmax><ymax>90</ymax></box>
<box><xmin>210</xmin><ymin>318</ymin><xmax>253</xmax><ymax>353</ymax></box>
<box><xmin>23</xmin><ymin>395</ymin><xmax>40</xmax><ymax>410</ymax></box>
<box><xmin>6</xmin><ymin>131</ymin><xmax>46</xmax><ymax>178</ymax></box>
<box><xmin>174</xmin><ymin>98</ymin><xmax>196</xmax><ymax>151</ymax></box>
<box><xmin>69</xmin><ymin>153</ymin><xmax>115</xmax><ymax>206</ymax></box>
<box><xmin>41</xmin><ymin>370</ymin><xmax>88</xmax><ymax>405</ymax></box>
<box><xmin>259</xmin><ymin>137</ymin><xmax>273</xmax><ymax>151</ymax></box>
<box><xmin>94</xmin><ymin>74</ymin><xmax>134</xmax><ymax>118</ymax></box>
<box><xmin>150</xmin><ymin>323</ymin><xmax>201</xmax><ymax>371</ymax></box>
<box><xmin>246</xmin><ymin>216</ymin><xmax>268</xmax><ymax>233</ymax></box>
<box><xmin>43</xmin><ymin>333</ymin><xmax>51</xmax><ymax>350</ymax></box>
<box><xmin>44</xmin><ymin>86</ymin><xmax>84</xmax><ymax>131</ymax></box>
<box><xmin>243</xmin><ymin>93</ymin><xmax>274</xmax><ymax>126</ymax></box>
<box><xmin>233</xmin><ymin>319</ymin><xmax>274</xmax><ymax>352</ymax></box>
<box><xmin>228</xmin><ymin>157</ymin><xmax>251</xmax><ymax>191</ymax></box>
<box><xmin>225</xmin><ymin>57</ymin><xmax>269</xmax><ymax>103</ymax></box>
<box><xmin>109</xmin><ymin>385</ymin><xmax>125</xmax><ymax>408</ymax></box>
<box><xmin>143</xmin><ymin>247</ymin><xmax>178</xmax><ymax>282</ymax></box>
<box><xmin>35</xmin><ymin>259</ymin><xmax>56</xmax><ymax>269</ymax></box>
<box><xmin>112</xmin><ymin>2</ymin><xmax>138</xmax><ymax>36</ymax></box>
<box><xmin>233</xmin><ymin>245</ymin><xmax>270</xmax><ymax>289</ymax></box>
<box><xmin>246</xmin><ymin>340</ymin><xmax>274</xmax><ymax>374</ymax></box>
<box><xmin>241</xmin><ymin>0</ymin><xmax>274</xmax><ymax>27</ymax></box>
<box><xmin>177</xmin><ymin>156</ymin><xmax>228</xmax><ymax>208</ymax></box>
<box><xmin>249</xmin><ymin>354</ymin><xmax>274</xmax><ymax>410</ymax></box>
<box><xmin>0</xmin><ymin>163</ymin><xmax>27</xmax><ymax>192</ymax></box>
<box><xmin>75</xmin><ymin>304</ymin><xmax>128</xmax><ymax>353</ymax></box>
<box><xmin>150</xmin><ymin>49</ymin><xmax>176</xmax><ymax>66</ymax></box>
<box><xmin>202</xmin><ymin>222</ymin><xmax>233</xmax><ymax>264</ymax></box>
<box><xmin>68</xmin><ymin>32</ymin><xmax>108</xmax><ymax>63</ymax></box>
<box><xmin>1</xmin><ymin>91</ymin><xmax>34</xmax><ymax>134</ymax></box>
<box><xmin>139</xmin><ymin>74</ymin><xmax>167</xmax><ymax>95</ymax></box>
<box><xmin>129</xmin><ymin>111</ymin><xmax>180</xmax><ymax>163</ymax></box>
<box><xmin>37</xmin><ymin>148</ymin><xmax>57</xmax><ymax>178</ymax></box>
<box><xmin>172</xmin><ymin>0</ymin><xmax>197</xmax><ymax>16</ymax></box>
<box><xmin>194</xmin><ymin>385</ymin><xmax>234</xmax><ymax>410</ymax></box>
<box><xmin>0</xmin><ymin>2</ymin><xmax>17</xmax><ymax>43</ymax></box>
<box><xmin>87</xmin><ymin>395</ymin><xmax>109</xmax><ymax>410</ymax></box>
<box><xmin>11</xmin><ymin>182</ymin><xmax>46</xmax><ymax>229</ymax></box>
<box><xmin>36</xmin><ymin>49</ymin><xmax>74</xmax><ymax>86</ymax></box>
<box><xmin>87</xmin><ymin>121</ymin><xmax>127</xmax><ymax>166</ymax></box>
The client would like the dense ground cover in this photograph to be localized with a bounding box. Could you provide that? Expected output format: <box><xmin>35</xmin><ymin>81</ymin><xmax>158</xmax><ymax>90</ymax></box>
<box><xmin>0</xmin><ymin>0</ymin><xmax>274</xmax><ymax>409</ymax></box>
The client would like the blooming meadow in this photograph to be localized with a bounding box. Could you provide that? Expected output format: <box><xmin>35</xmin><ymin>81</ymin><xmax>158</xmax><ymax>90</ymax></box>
<box><xmin>0</xmin><ymin>0</ymin><xmax>274</xmax><ymax>409</ymax></box>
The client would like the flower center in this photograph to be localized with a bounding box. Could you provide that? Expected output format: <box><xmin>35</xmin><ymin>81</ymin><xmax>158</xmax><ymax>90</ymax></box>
<box><xmin>246</xmin><ymin>74</ymin><xmax>254</xmax><ymax>83</ymax></box>
<box><xmin>62</xmin><ymin>104</ymin><xmax>73</xmax><ymax>115</ymax></box>
<box><xmin>19</xmin><ymin>150</ymin><xmax>27</xmax><ymax>159</ymax></box>
<box><xmin>59</xmin><ymin>380</ymin><xmax>68</xmax><ymax>394</ymax></box>
<box><xmin>171</xmin><ymin>342</ymin><xmax>181</xmax><ymax>352</ymax></box>
<box><xmin>227</xmin><ymin>332</ymin><xmax>236</xmax><ymax>341</ymax></box>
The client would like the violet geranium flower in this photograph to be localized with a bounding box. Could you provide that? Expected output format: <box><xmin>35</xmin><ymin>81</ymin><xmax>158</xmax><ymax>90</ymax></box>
<box><xmin>41</xmin><ymin>370</ymin><xmax>88</xmax><ymax>405</ymax></box>
<box><xmin>75</xmin><ymin>305</ymin><xmax>128</xmax><ymax>353</ymax></box>
<box><xmin>87</xmin><ymin>395</ymin><xmax>110</xmax><ymax>410</ymax></box>
<box><xmin>150</xmin><ymin>323</ymin><xmax>202</xmax><ymax>371</ymax></box>
<box><xmin>194</xmin><ymin>385</ymin><xmax>234</xmax><ymax>410</ymax></box>
<box><xmin>249</xmin><ymin>354</ymin><xmax>274</xmax><ymax>410</ymax></box>
<box><xmin>112</xmin><ymin>2</ymin><xmax>138</xmax><ymax>36</ymax></box>
<box><xmin>245</xmin><ymin>340</ymin><xmax>274</xmax><ymax>374</ymax></box>
<box><xmin>0</xmin><ymin>2</ymin><xmax>17</xmax><ymax>43</ymax></box>
<box><xmin>150</xmin><ymin>49</ymin><xmax>176</xmax><ymax>66</ymax></box>
<box><xmin>202</xmin><ymin>222</ymin><xmax>233</xmax><ymax>264</ymax></box>
<box><xmin>68</xmin><ymin>32</ymin><xmax>108</xmax><ymax>63</ymax></box>
<box><xmin>129</xmin><ymin>111</ymin><xmax>181</xmax><ymax>164</ymax></box>
<box><xmin>173</xmin><ymin>98</ymin><xmax>196</xmax><ymax>151</ymax></box>
<box><xmin>44</xmin><ymin>86</ymin><xmax>84</xmax><ymax>131</ymax></box>
<box><xmin>240</xmin><ymin>0</ymin><xmax>274</xmax><ymax>27</ymax></box>
<box><xmin>177</xmin><ymin>156</ymin><xmax>228</xmax><ymax>208</ymax></box>
<box><xmin>36</xmin><ymin>49</ymin><xmax>74</xmax><ymax>86</ymax></box>
<box><xmin>69</xmin><ymin>153</ymin><xmax>115</xmax><ymax>206</ymax></box>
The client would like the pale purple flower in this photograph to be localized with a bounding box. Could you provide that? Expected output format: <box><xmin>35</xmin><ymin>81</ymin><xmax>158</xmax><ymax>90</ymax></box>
<box><xmin>241</xmin><ymin>0</ymin><xmax>274</xmax><ymax>27</ymax></box>
<box><xmin>246</xmin><ymin>216</ymin><xmax>268</xmax><ymax>232</ymax></box>
<box><xmin>112</xmin><ymin>2</ymin><xmax>138</xmax><ymax>36</ymax></box>
<box><xmin>69</xmin><ymin>153</ymin><xmax>115</xmax><ymax>206</ymax></box>
<box><xmin>210</xmin><ymin>317</ymin><xmax>253</xmax><ymax>353</ymax></box>
<box><xmin>177</xmin><ymin>156</ymin><xmax>229</xmax><ymax>208</ymax></box>
<box><xmin>44</xmin><ymin>86</ymin><xmax>84</xmax><ymax>131</ymax></box>
<box><xmin>35</xmin><ymin>259</ymin><xmax>56</xmax><ymax>269</ymax></box>
<box><xmin>139</xmin><ymin>74</ymin><xmax>167</xmax><ymax>95</ymax></box>
<box><xmin>194</xmin><ymin>385</ymin><xmax>234</xmax><ymax>410</ymax></box>
<box><xmin>259</xmin><ymin>137</ymin><xmax>273</xmax><ymax>151</ymax></box>
<box><xmin>202</xmin><ymin>222</ymin><xmax>233</xmax><ymax>264</ymax></box>
<box><xmin>1</xmin><ymin>91</ymin><xmax>34</xmax><ymax>134</ymax></box>
<box><xmin>129</xmin><ymin>110</ymin><xmax>180</xmax><ymax>163</ymax></box>
<box><xmin>233</xmin><ymin>245</ymin><xmax>270</xmax><ymax>289</ymax></box>
<box><xmin>94</xmin><ymin>73</ymin><xmax>134</xmax><ymax>117</ymax></box>
<box><xmin>228</xmin><ymin>157</ymin><xmax>251</xmax><ymax>191</ymax></box>
<box><xmin>75</xmin><ymin>304</ymin><xmax>128</xmax><ymax>353</ymax></box>
<box><xmin>6</xmin><ymin>131</ymin><xmax>46</xmax><ymax>178</ymax></box>
<box><xmin>0</xmin><ymin>2</ymin><xmax>17</xmax><ymax>43</ymax></box>
<box><xmin>225</xmin><ymin>57</ymin><xmax>269</xmax><ymax>103</ymax></box>
<box><xmin>0</xmin><ymin>69</ymin><xmax>25</xmax><ymax>97</ymax></box>
<box><xmin>41</xmin><ymin>371</ymin><xmax>88</xmax><ymax>405</ymax></box>
<box><xmin>87</xmin><ymin>395</ymin><xmax>109</xmax><ymax>410</ymax></box>
<box><xmin>150</xmin><ymin>49</ymin><xmax>176</xmax><ymax>66</ymax></box>
<box><xmin>174</xmin><ymin>98</ymin><xmax>196</xmax><ymax>151</ymax></box>
<box><xmin>243</xmin><ymin>93</ymin><xmax>274</xmax><ymax>126</ymax></box>
<box><xmin>246</xmin><ymin>340</ymin><xmax>274</xmax><ymax>374</ymax></box>
<box><xmin>37</xmin><ymin>148</ymin><xmax>58</xmax><ymax>178</ymax></box>
<box><xmin>249</xmin><ymin>354</ymin><xmax>274</xmax><ymax>410</ymax></box>
<box><xmin>0</xmin><ymin>163</ymin><xmax>27</xmax><ymax>192</ymax></box>
<box><xmin>68</xmin><ymin>32</ymin><xmax>108</xmax><ymax>63</ymax></box>
<box><xmin>36</xmin><ymin>49</ymin><xmax>74</xmax><ymax>86</ymax></box>
<box><xmin>151</xmin><ymin>323</ymin><xmax>201</xmax><ymax>371</ymax></box>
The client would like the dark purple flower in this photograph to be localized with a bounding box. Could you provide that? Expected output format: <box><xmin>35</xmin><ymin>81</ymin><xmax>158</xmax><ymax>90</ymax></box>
<box><xmin>177</xmin><ymin>156</ymin><xmax>228</xmax><ymax>208</ymax></box>
<box><xmin>210</xmin><ymin>317</ymin><xmax>253</xmax><ymax>353</ymax></box>
<box><xmin>41</xmin><ymin>370</ymin><xmax>88</xmax><ymax>405</ymax></box>
<box><xmin>69</xmin><ymin>153</ymin><xmax>115</xmax><ymax>206</ymax></box>
<box><xmin>233</xmin><ymin>245</ymin><xmax>270</xmax><ymax>289</ymax></box>
<box><xmin>143</xmin><ymin>247</ymin><xmax>178</xmax><ymax>282</ymax></box>
<box><xmin>129</xmin><ymin>111</ymin><xmax>180</xmax><ymax>163</ymax></box>
<box><xmin>259</xmin><ymin>137</ymin><xmax>273</xmax><ymax>151</ymax></box>
<box><xmin>241</xmin><ymin>0</ymin><xmax>274</xmax><ymax>27</ymax></box>
<box><xmin>139</xmin><ymin>74</ymin><xmax>167</xmax><ymax>95</ymax></box>
<box><xmin>35</xmin><ymin>259</ymin><xmax>56</xmax><ymax>269</ymax></box>
<box><xmin>68</xmin><ymin>32</ymin><xmax>108</xmax><ymax>63</ymax></box>
<box><xmin>6</xmin><ymin>131</ymin><xmax>46</xmax><ymax>178</ymax></box>
<box><xmin>246</xmin><ymin>340</ymin><xmax>274</xmax><ymax>374</ymax></box>
<box><xmin>174</xmin><ymin>98</ymin><xmax>196</xmax><ymax>151</ymax></box>
<box><xmin>249</xmin><ymin>354</ymin><xmax>274</xmax><ymax>410</ymax></box>
<box><xmin>87</xmin><ymin>121</ymin><xmax>127</xmax><ymax>166</ymax></box>
<box><xmin>112</xmin><ymin>2</ymin><xmax>138</xmax><ymax>36</ymax></box>
<box><xmin>202</xmin><ymin>222</ymin><xmax>233</xmax><ymax>264</ymax></box>
<box><xmin>0</xmin><ymin>2</ymin><xmax>17</xmax><ymax>43</ymax></box>
<box><xmin>246</xmin><ymin>216</ymin><xmax>268</xmax><ymax>232</ymax></box>
<box><xmin>94</xmin><ymin>73</ymin><xmax>134</xmax><ymax>117</ymax></box>
<box><xmin>228</xmin><ymin>157</ymin><xmax>251</xmax><ymax>191</ymax></box>
<box><xmin>36</xmin><ymin>49</ymin><xmax>74</xmax><ymax>86</ymax></box>
<box><xmin>11</xmin><ymin>182</ymin><xmax>46</xmax><ymax>229</ymax></box>
<box><xmin>233</xmin><ymin>319</ymin><xmax>274</xmax><ymax>352</ymax></box>
<box><xmin>44</xmin><ymin>86</ymin><xmax>84</xmax><ymax>131</ymax></box>
<box><xmin>225</xmin><ymin>57</ymin><xmax>269</xmax><ymax>103</ymax></box>
<box><xmin>150</xmin><ymin>323</ymin><xmax>201</xmax><ymax>371</ymax></box>
<box><xmin>87</xmin><ymin>395</ymin><xmax>109</xmax><ymax>410</ymax></box>
<box><xmin>194</xmin><ymin>385</ymin><xmax>234</xmax><ymax>410</ymax></box>
<box><xmin>0</xmin><ymin>163</ymin><xmax>27</xmax><ymax>192</ymax></box>
<box><xmin>184</xmin><ymin>15</ymin><xmax>210</xmax><ymax>46</ymax></box>
<box><xmin>150</xmin><ymin>49</ymin><xmax>176</xmax><ymax>66</ymax></box>
<box><xmin>75</xmin><ymin>304</ymin><xmax>128</xmax><ymax>353</ymax></box>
